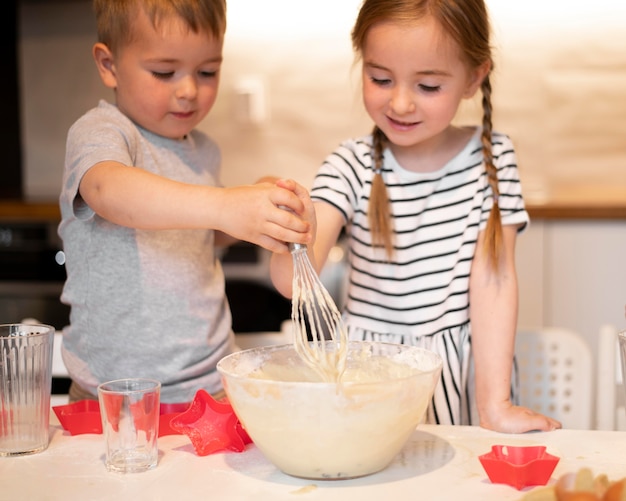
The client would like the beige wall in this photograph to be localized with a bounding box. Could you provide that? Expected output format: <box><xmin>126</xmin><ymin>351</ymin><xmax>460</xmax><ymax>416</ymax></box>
<box><xmin>19</xmin><ymin>0</ymin><xmax>626</xmax><ymax>200</ymax></box>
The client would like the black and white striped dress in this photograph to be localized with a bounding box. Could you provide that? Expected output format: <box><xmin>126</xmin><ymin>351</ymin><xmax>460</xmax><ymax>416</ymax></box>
<box><xmin>311</xmin><ymin>127</ymin><xmax>529</xmax><ymax>425</ymax></box>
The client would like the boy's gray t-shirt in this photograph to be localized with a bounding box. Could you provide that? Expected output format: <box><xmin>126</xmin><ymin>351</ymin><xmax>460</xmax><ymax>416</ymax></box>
<box><xmin>59</xmin><ymin>100</ymin><xmax>233</xmax><ymax>402</ymax></box>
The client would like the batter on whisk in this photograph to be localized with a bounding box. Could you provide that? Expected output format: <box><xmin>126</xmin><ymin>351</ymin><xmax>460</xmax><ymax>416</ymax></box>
<box><xmin>288</xmin><ymin>242</ymin><xmax>348</xmax><ymax>383</ymax></box>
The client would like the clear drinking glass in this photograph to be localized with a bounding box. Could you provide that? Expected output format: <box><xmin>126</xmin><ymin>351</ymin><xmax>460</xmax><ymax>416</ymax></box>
<box><xmin>0</xmin><ymin>323</ymin><xmax>55</xmax><ymax>456</ymax></box>
<box><xmin>98</xmin><ymin>378</ymin><xmax>161</xmax><ymax>473</ymax></box>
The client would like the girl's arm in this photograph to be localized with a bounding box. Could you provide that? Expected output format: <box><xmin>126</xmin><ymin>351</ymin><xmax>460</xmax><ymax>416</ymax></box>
<box><xmin>79</xmin><ymin>161</ymin><xmax>312</xmax><ymax>253</ymax></box>
<box><xmin>470</xmin><ymin>224</ymin><xmax>561</xmax><ymax>433</ymax></box>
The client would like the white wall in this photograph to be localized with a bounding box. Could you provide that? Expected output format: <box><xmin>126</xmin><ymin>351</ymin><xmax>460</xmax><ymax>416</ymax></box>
<box><xmin>18</xmin><ymin>0</ymin><xmax>367</xmax><ymax>198</ymax></box>
<box><xmin>477</xmin><ymin>0</ymin><xmax>626</xmax><ymax>199</ymax></box>
<box><xmin>18</xmin><ymin>0</ymin><xmax>626</xmax><ymax>200</ymax></box>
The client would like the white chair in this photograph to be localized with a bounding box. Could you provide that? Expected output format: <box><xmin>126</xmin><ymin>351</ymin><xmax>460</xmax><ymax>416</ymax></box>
<box><xmin>595</xmin><ymin>324</ymin><xmax>626</xmax><ymax>430</ymax></box>
<box><xmin>515</xmin><ymin>327</ymin><xmax>593</xmax><ymax>429</ymax></box>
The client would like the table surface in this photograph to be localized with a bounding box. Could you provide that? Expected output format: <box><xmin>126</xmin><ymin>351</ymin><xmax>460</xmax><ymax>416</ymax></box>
<box><xmin>2</xmin><ymin>418</ymin><xmax>626</xmax><ymax>501</ymax></box>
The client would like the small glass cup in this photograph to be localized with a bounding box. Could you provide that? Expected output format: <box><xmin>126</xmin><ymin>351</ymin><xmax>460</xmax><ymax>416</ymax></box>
<box><xmin>97</xmin><ymin>378</ymin><xmax>161</xmax><ymax>473</ymax></box>
<box><xmin>0</xmin><ymin>323</ymin><xmax>55</xmax><ymax>456</ymax></box>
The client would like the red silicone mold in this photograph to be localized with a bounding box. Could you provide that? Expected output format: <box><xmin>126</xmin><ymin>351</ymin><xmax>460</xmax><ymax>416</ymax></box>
<box><xmin>53</xmin><ymin>400</ymin><xmax>102</xmax><ymax>435</ymax></box>
<box><xmin>158</xmin><ymin>402</ymin><xmax>191</xmax><ymax>437</ymax></box>
<box><xmin>53</xmin><ymin>395</ymin><xmax>249</xmax><ymax>449</ymax></box>
<box><xmin>169</xmin><ymin>389</ymin><xmax>252</xmax><ymax>456</ymax></box>
<box><xmin>478</xmin><ymin>445</ymin><xmax>560</xmax><ymax>490</ymax></box>
<box><xmin>53</xmin><ymin>400</ymin><xmax>193</xmax><ymax>437</ymax></box>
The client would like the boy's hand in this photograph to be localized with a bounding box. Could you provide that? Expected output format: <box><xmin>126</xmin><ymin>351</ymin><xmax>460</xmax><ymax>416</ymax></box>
<box><xmin>219</xmin><ymin>179</ymin><xmax>314</xmax><ymax>253</ymax></box>
<box><xmin>274</xmin><ymin>178</ymin><xmax>317</xmax><ymax>244</ymax></box>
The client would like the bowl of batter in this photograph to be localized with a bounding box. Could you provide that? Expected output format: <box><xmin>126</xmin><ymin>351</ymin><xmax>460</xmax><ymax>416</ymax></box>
<box><xmin>217</xmin><ymin>341</ymin><xmax>442</xmax><ymax>479</ymax></box>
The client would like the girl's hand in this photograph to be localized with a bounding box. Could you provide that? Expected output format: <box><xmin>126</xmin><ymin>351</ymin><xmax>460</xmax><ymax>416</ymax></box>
<box><xmin>479</xmin><ymin>402</ymin><xmax>562</xmax><ymax>434</ymax></box>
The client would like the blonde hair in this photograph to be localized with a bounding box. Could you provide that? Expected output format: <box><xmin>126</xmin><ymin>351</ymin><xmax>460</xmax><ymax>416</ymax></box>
<box><xmin>352</xmin><ymin>0</ymin><xmax>502</xmax><ymax>267</ymax></box>
<box><xmin>93</xmin><ymin>0</ymin><xmax>227</xmax><ymax>54</ymax></box>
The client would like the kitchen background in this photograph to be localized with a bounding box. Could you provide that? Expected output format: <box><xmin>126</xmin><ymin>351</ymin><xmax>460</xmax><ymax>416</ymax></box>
<box><xmin>6</xmin><ymin>0</ymin><xmax>626</xmax><ymax>423</ymax></box>
<box><xmin>19</xmin><ymin>0</ymin><xmax>626</xmax><ymax>200</ymax></box>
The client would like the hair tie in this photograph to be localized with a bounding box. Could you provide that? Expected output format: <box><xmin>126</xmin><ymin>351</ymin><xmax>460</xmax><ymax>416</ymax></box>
<box><xmin>374</xmin><ymin>167</ymin><xmax>382</xmax><ymax>175</ymax></box>
<box><xmin>492</xmin><ymin>194</ymin><xmax>499</xmax><ymax>204</ymax></box>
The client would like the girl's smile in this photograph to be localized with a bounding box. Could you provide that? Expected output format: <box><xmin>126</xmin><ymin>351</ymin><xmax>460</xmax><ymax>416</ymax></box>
<box><xmin>386</xmin><ymin>116</ymin><xmax>422</xmax><ymax>131</ymax></box>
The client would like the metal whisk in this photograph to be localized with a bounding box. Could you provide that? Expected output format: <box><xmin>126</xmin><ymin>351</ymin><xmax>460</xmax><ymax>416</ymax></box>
<box><xmin>289</xmin><ymin>242</ymin><xmax>348</xmax><ymax>382</ymax></box>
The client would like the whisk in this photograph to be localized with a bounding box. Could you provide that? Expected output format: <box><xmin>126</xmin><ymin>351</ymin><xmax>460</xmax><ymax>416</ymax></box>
<box><xmin>289</xmin><ymin>242</ymin><xmax>348</xmax><ymax>382</ymax></box>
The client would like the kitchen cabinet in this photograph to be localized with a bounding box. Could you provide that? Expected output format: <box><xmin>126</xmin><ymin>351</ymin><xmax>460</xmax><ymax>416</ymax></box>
<box><xmin>544</xmin><ymin>220</ymin><xmax>625</xmax><ymax>345</ymax></box>
<box><xmin>0</xmin><ymin>207</ymin><xmax>68</xmax><ymax>332</ymax></box>
<box><xmin>517</xmin><ymin>211</ymin><xmax>626</xmax><ymax>350</ymax></box>
<box><xmin>516</xmin><ymin>217</ymin><xmax>626</xmax><ymax>429</ymax></box>
<box><xmin>517</xmin><ymin>186</ymin><xmax>626</xmax><ymax>356</ymax></box>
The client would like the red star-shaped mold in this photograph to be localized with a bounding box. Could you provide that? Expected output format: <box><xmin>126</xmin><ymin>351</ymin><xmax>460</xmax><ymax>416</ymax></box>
<box><xmin>158</xmin><ymin>402</ymin><xmax>191</xmax><ymax>437</ymax></box>
<box><xmin>170</xmin><ymin>389</ymin><xmax>251</xmax><ymax>456</ymax></box>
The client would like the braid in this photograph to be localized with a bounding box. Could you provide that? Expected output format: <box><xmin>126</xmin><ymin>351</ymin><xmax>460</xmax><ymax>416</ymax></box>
<box><xmin>480</xmin><ymin>74</ymin><xmax>503</xmax><ymax>269</ymax></box>
<box><xmin>369</xmin><ymin>126</ymin><xmax>394</xmax><ymax>258</ymax></box>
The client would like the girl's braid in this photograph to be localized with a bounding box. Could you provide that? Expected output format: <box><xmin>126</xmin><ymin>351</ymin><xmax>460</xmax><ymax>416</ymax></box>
<box><xmin>369</xmin><ymin>126</ymin><xmax>394</xmax><ymax>258</ymax></box>
<box><xmin>480</xmin><ymin>74</ymin><xmax>503</xmax><ymax>268</ymax></box>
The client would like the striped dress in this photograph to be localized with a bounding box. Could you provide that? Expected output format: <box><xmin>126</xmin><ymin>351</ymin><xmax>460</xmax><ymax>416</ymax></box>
<box><xmin>311</xmin><ymin>127</ymin><xmax>529</xmax><ymax>425</ymax></box>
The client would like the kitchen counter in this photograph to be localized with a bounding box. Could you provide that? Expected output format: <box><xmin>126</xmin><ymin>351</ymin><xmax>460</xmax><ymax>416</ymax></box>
<box><xmin>0</xmin><ymin>200</ymin><xmax>61</xmax><ymax>222</ymax></box>
<box><xmin>2</xmin><ymin>418</ymin><xmax>625</xmax><ymax>501</ymax></box>
<box><xmin>524</xmin><ymin>184</ymin><xmax>626</xmax><ymax>220</ymax></box>
<box><xmin>2</xmin><ymin>185</ymin><xmax>626</xmax><ymax>222</ymax></box>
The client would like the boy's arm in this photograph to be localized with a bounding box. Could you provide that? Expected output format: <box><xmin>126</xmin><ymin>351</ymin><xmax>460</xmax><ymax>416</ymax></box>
<box><xmin>79</xmin><ymin>161</ymin><xmax>312</xmax><ymax>253</ymax></box>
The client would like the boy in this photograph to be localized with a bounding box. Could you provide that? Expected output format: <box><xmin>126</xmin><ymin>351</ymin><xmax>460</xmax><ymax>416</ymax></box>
<box><xmin>59</xmin><ymin>0</ymin><xmax>312</xmax><ymax>403</ymax></box>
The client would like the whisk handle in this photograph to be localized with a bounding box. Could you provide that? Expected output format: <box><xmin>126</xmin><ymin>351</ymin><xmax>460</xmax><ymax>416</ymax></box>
<box><xmin>289</xmin><ymin>242</ymin><xmax>307</xmax><ymax>252</ymax></box>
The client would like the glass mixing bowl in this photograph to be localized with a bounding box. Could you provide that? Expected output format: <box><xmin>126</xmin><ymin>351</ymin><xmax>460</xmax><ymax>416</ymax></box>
<box><xmin>217</xmin><ymin>341</ymin><xmax>442</xmax><ymax>479</ymax></box>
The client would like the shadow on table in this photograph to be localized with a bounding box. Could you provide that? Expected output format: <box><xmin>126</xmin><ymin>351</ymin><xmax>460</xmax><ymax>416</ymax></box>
<box><xmin>223</xmin><ymin>429</ymin><xmax>455</xmax><ymax>486</ymax></box>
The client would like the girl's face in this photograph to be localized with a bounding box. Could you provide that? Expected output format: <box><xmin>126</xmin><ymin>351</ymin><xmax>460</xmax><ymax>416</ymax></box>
<box><xmin>95</xmin><ymin>8</ymin><xmax>223</xmax><ymax>140</ymax></box>
<box><xmin>361</xmin><ymin>17</ymin><xmax>485</xmax><ymax>156</ymax></box>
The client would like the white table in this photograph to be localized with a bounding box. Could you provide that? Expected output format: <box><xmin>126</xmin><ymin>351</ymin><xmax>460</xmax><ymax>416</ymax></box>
<box><xmin>1</xmin><ymin>418</ymin><xmax>625</xmax><ymax>501</ymax></box>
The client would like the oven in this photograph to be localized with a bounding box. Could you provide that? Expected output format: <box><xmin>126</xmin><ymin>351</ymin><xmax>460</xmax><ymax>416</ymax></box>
<box><xmin>0</xmin><ymin>220</ymin><xmax>70</xmax><ymax>396</ymax></box>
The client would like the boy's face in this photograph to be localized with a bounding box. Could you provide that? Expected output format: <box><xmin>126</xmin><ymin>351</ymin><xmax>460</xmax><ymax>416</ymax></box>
<box><xmin>97</xmin><ymin>7</ymin><xmax>223</xmax><ymax>140</ymax></box>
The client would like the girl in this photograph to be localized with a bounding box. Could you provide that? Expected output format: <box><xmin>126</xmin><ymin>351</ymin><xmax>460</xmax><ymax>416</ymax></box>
<box><xmin>271</xmin><ymin>0</ymin><xmax>561</xmax><ymax>433</ymax></box>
